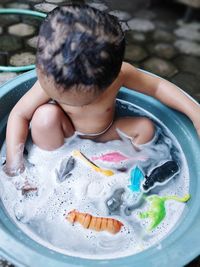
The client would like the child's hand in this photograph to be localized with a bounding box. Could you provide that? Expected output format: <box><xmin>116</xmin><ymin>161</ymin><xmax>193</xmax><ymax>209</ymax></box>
<box><xmin>3</xmin><ymin>162</ymin><xmax>25</xmax><ymax>177</ymax></box>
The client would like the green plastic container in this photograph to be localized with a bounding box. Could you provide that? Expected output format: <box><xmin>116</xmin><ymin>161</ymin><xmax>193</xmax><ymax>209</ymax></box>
<box><xmin>0</xmin><ymin>70</ymin><xmax>200</xmax><ymax>267</ymax></box>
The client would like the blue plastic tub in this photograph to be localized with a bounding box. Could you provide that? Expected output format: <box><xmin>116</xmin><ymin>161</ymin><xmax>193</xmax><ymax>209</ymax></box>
<box><xmin>0</xmin><ymin>70</ymin><xmax>200</xmax><ymax>267</ymax></box>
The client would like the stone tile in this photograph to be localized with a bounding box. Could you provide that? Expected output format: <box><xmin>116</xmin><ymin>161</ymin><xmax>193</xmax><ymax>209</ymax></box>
<box><xmin>6</xmin><ymin>3</ymin><xmax>30</xmax><ymax>9</ymax></box>
<box><xmin>127</xmin><ymin>18</ymin><xmax>155</xmax><ymax>32</ymax></box>
<box><xmin>0</xmin><ymin>54</ymin><xmax>6</xmax><ymax>65</ymax></box>
<box><xmin>26</xmin><ymin>0</ymin><xmax>42</xmax><ymax>2</ymax></box>
<box><xmin>45</xmin><ymin>0</ymin><xmax>72</xmax><ymax>3</ymax></box>
<box><xmin>0</xmin><ymin>27</ymin><xmax>2</xmax><ymax>35</ymax></box>
<box><xmin>125</xmin><ymin>44</ymin><xmax>148</xmax><ymax>62</ymax></box>
<box><xmin>148</xmin><ymin>43</ymin><xmax>177</xmax><ymax>59</ymax></box>
<box><xmin>27</xmin><ymin>36</ymin><xmax>38</xmax><ymax>49</ymax></box>
<box><xmin>109</xmin><ymin>10</ymin><xmax>131</xmax><ymax>21</ymax></box>
<box><xmin>174</xmin><ymin>23</ymin><xmax>200</xmax><ymax>42</ymax></box>
<box><xmin>173</xmin><ymin>55</ymin><xmax>200</xmax><ymax>76</ymax></box>
<box><xmin>134</xmin><ymin>9</ymin><xmax>157</xmax><ymax>20</ymax></box>
<box><xmin>174</xmin><ymin>40</ymin><xmax>200</xmax><ymax>57</ymax></box>
<box><xmin>153</xmin><ymin>30</ymin><xmax>175</xmax><ymax>42</ymax></box>
<box><xmin>0</xmin><ymin>0</ymin><xmax>11</xmax><ymax>4</ymax></box>
<box><xmin>0</xmin><ymin>35</ymin><xmax>22</xmax><ymax>52</ymax></box>
<box><xmin>0</xmin><ymin>15</ymin><xmax>20</xmax><ymax>27</ymax></box>
<box><xmin>131</xmin><ymin>33</ymin><xmax>146</xmax><ymax>42</ymax></box>
<box><xmin>10</xmin><ymin>52</ymin><xmax>36</xmax><ymax>66</ymax></box>
<box><xmin>22</xmin><ymin>16</ymin><xmax>43</xmax><ymax>27</ymax></box>
<box><xmin>8</xmin><ymin>23</ymin><xmax>36</xmax><ymax>37</ymax></box>
<box><xmin>142</xmin><ymin>57</ymin><xmax>178</xmax><ymax>78</ymax></box>
<box><xmin>125</xmin><ymin>30</ymin><xmax>147</xmax><ymax>43</ymax></box>
<box><xmin>104</xmin><ymin>0</ymin><xmax>149</xmax><ymax>13</ymax></box>
<box><xmin>170</xmin><ymin>72</ymin><xmax>200</xmax><ymax>96</ymax></box>
<box><xmin>176</xmin><ymin>0</ymin><xmax>200</xmax><ymax>8</ymax></box>
<box><xmin>87</xmin><ymin>2</ymin><xmax>109</xmax><ymax>11</ymax></box>
<box><xmin>0</xmin><ymin>72</ymin><xmax>18</xmax><ymax>86</ymax></box>
<box><xmin>34</xmin><ymin>3</ymin><xmax>57</xmax><ymax>13</ymax></box>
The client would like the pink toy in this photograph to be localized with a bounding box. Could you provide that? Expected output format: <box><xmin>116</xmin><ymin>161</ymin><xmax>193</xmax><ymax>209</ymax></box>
<box><xmin>91</xmin><ymin>152</ymin><xmax>147</xmax><ymax>163</ymax></box>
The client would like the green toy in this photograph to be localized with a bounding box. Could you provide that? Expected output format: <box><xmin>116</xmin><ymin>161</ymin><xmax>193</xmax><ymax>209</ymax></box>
<box><xmin>139</xmin><ymin>194</ymin><xmax>190</xmax><ymax>231</ymax></box>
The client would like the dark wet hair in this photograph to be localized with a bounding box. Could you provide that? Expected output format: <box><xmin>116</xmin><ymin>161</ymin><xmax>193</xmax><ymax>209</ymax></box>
<box><xmin>36</xmin><ymin>4</ymin><xmax>125</xmax><ymax>91</ymax></box>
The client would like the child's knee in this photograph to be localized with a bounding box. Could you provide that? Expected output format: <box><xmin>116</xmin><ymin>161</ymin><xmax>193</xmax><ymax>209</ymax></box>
<box><xmin>136</xmin><ymin>117</ymin><xmax>155</xmax><ymax>144</ymax></box>
<box><xmin>140</xmin><ymin>117</ymin><xmax>155</xmax><ymax>135</ymax></box>
<box><xmin>125</xmin><ymin>117</ymin><xmax>155</xmax><ymax>145</ymax></box>
<box><xmin>31</xmin><ymin>104</ymin><xmax>62</xmax><ymax>132</ymax></box>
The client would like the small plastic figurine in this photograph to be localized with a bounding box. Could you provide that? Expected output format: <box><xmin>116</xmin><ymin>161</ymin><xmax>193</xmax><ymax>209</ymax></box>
<box><xmin>67</xmin><ymin>209</ymin><xmax>123</xmax><ymax>234</ymax></box>
<box><xmin>55</xmin><ymin>156</ymin><xmax>75</xmax><ymax>182</ymax></box>
<box><xmin>92</xmin><ymin>151</ymin><xmax>147</xmax><ymax>163</ymax></box>
<box><xmin>72</xmin><ymin>150</ymin><xmax>114</xmax><ymax>176</ymax></box>
<box><xmin>139</xmin><ymin>194</ymin><xmax>190</xmax><ymax>231</ymax></box>
<box><xmin>142</xmin><ymin>160</ymin><xmax>179</xmax><ymax>192</ymax></box>
<box><xmin>106</xmin><ymin>188</ymin><xmax>125</xmax><ymax>214</ymax></box>
<box><xmin>92</xmin><ymin>152</ymin><xmax>129</xmax><ymax>162</ymax></box>
<box><xmin>128</xmin><ymin>166</ymin><xmax>144</xmax><ymax>192</ymax></box>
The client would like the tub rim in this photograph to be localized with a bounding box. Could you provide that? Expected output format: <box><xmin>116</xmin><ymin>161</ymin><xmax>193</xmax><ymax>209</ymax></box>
<box><xmin>0</xmin><ymin>69</ymin><xmax>200</xmax><ymax>267</ymax></box>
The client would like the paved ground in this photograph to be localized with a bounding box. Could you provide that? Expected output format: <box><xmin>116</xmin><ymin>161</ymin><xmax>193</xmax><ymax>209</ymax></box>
<box><xmin>0</xmin><ymin>0</ymin><xmax>200</xmax><ymax>266</ymax></box>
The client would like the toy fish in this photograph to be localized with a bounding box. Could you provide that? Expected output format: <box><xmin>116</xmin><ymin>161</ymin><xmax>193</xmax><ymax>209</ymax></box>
<box><xmin>92</xmin><ymin>152</ymin><xmax>147</xmax><ymax>163</ymax></box>
<box><xmin>72</xmin><ymin>150</ymin><xmax>114</xmax><ymax>176</ymax></box>
<box><xmin>106</xmin><ymin>188</ymin><xmax>125</xmax><ymax>214</ymax></box>
<box><xmin>55</xmin><ymin>156</ymin><xmax>75</xmax><ymax>182</ymax></box>
<box><xmin>142</xmin><ymin>160</ymin><xmax>179</xmax><ymax>192</ymax></box>
<box><xmin>139</xmin><ymin>194</ymin><xmax>190</xmax><ymax>231</ymax></box>
<box><xmin>92</xmin><ymin>152</ymin><xmax>129</xmax><ymax>162</ymax></box>
<box><xmin>128</xmin><ymin>166</ymin><xmax>144</xmax><ymax>192</ymax></box>
<box><xmin>67</xmin><ymin>209</ymin><xmax>123</xmax><ymax>234</ymax></box>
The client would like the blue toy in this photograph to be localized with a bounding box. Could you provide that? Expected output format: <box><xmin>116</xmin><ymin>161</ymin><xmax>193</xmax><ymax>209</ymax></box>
<box><xmin>128</xmin><ymin>166</ymin><xmax>144</xmax><ymax>192</ymax></box>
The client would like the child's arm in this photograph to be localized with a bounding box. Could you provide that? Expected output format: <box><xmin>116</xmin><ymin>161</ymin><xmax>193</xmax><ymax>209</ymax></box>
<box><xmin>5</xmin><ymin>81</ymin><xmax>50</xmax><ymax>176</ymax></box>
<box><xmin>122</xmin><ymin>62</ymin><xmax>200</xmax><ymax>137</ymax></box>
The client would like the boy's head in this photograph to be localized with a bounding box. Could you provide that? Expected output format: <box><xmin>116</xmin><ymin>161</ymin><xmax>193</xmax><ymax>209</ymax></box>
<box><xmin>36</xmin><ymin>4</ymin><xmax>125</xmax><ymax>105</ymax></box>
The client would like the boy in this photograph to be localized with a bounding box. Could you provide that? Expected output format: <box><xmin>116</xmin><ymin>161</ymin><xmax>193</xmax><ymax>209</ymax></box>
<box><xmin>5</xmin><ymin>4</ymin><xmax>200</xmax><ymax>176</ymax></box>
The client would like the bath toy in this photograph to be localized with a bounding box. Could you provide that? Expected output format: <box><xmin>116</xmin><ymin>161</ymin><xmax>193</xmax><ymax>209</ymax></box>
<box><xmin>72</xmin><ymin>150</ymin><xmax>114</xmax><ymax>176</ymax></box>
<box><xmin>67</xmin><ymin>209</ymin><xmax>123</xmax><ymax>234</ymax></box>
<box><xmin>128</xmin><ymin>166</ymin><xmax>144</xmax><ymax>192</ymax></box>
<box><xmin>142</xmin><ymin>160</ymin><xmax>179</xmax><ymax>192</ymax></box>
<box><xmin>106</xmin><ymin>188</ymin><xmax>125</xmax><ymax>214</ymax></box>
<box><xmin>92</xmin><ymin>151</ymin><xmax>147</xmax><ymax>163</ymax></box>
<box><xmin>92</xmin><ymin>152</ymin><xmax>129</xmax><ymax>162</ymax></box>
<box><xmin>55</xmin><ymin>156</ymin><xmax>75</xmax><ymax>182</ymax></box>
<box><xmin>139</xmin><ymin>194</ymin><xmax>190</xmax><ymax>231</ymax></box>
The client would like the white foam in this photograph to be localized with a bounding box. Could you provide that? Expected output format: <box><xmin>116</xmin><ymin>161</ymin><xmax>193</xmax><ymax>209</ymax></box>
<box><xmin>0</xmin><ymin>101</ymin><xmax>190</xmax><ymax>259</ymax></box>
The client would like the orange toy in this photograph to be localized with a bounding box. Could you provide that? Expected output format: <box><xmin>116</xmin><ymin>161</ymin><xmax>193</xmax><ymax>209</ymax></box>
<box><xmin>67</xmin><ymin>209</ymin><xmax>123</xmax><ymax>234</ymax></box>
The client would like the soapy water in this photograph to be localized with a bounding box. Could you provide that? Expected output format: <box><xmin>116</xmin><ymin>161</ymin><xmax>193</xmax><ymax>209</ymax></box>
<box><xmin>0</xmin><ymin>100</ymin><xmax>189</xmax><ymax>259</ymax></box>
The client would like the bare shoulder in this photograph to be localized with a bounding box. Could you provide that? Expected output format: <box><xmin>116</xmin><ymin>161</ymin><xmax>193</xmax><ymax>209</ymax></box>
<box><xmin>120</xmin><ymin>62</ymin><xmax>158</xmax><ymax>95</ymax></box>
<box><xmin>120</xmin><ymin>62</ymin><xmax>141</xmax><ymax>88</ymax></box>
<box><xmin>121</xmin><ymin>62</ymin><xmax>138</xmax><ymax>77</ymax></box>
<box><xmin>11</xmin><ymin>80</ymin><xmax>50</xmax><ymax>120</ymax></box>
